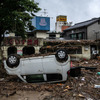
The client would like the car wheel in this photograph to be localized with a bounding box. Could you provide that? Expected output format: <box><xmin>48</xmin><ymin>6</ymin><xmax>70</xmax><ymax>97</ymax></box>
<box><xmin>6</xmin><ymin>54</ymin><xmax>20</xmax><ymax>68</ymax></box>
<box><xmin>55</xmin><ymin>49</ymin><xmax>68</xmax><ymax>62</ymax></box>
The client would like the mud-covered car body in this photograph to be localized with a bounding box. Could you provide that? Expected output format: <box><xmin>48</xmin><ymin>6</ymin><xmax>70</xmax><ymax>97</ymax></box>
<box><xmin>4</xmin><ymin>49</ymin><xmax>70</xmax><ymax>83</ymax></box>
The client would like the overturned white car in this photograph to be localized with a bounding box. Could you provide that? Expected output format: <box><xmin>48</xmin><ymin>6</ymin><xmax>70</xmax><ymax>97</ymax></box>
<box><xmin>4</xmin><ymin>49</ymin><xmax>70</xmax><ymax>83</ymax></box>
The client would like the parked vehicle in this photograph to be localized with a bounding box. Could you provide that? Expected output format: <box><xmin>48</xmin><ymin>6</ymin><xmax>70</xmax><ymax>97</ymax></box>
<box><xmin>3</xmin><ymin>49</ymin><xmax>70</xmax><ymax>83</ymax></box>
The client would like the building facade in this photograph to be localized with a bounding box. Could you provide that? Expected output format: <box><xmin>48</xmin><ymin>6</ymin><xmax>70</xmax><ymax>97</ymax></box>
<box><xmin>1</xmin><ymin>37</ymin><xmax>43</xmax><ymax>59</ymax></box>
<box><xmin>63</xmin><ymin>18</ymin><xmax>100</xmax><ymax>40</ymax></box>
<box><xmin>46</xmin><ymin>32</ymin><xmax>61</xmax><ymax>39</ymax></box>
<box><xmin>55</xmin><ymin>15</ymin><xmax>71</xmax><ymax>33</ymax></box>
<box><xmin>0</xmin><ymin>16</ymin><xmax>51</xmax><ymax>60</ymax></box>
<box><xmin>42</xmin><ymin>40</ymin><xmax>100</xmax><ymax>60</ymax></box>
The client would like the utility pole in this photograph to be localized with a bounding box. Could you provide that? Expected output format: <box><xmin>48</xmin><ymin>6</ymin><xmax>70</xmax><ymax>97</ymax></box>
<box><xmin>95</xmin><ymin>31</ymin><xmax>100</xmax><ymax>41</ymax></box>
<box><xmin>95</xmin><ymin>32</ymin><xmax>99</xmax><ymax>40</ymax></box>
<box><xmin>93</xmin><ymin>30</ymin><xmax>100</xmax><ymax>40</ymax></box>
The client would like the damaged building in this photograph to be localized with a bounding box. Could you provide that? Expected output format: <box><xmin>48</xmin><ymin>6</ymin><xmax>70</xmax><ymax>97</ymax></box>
<box><xmin>1</xmin><ymin>37</ymin><xmax>43</xmax><ymax>59</ymax></box>
<box><xmin>40</xmin><ymin>40</ymin><xmax>100</xmax><ymax>60</ymax></box>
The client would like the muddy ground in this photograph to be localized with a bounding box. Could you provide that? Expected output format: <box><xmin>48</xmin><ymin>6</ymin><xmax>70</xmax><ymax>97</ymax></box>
<box><xmin>0</xmin><ymin>59</ymin><xmax>100</xmax><ymax>100</ymax></box>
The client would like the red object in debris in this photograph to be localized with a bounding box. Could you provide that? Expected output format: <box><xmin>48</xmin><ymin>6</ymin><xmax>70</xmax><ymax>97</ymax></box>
<box><xmin>67</xmin><ymin>70</ymin><xmax>70</xmax><ymax>75</ymax></box>
<box><xmin>70</xmin><ymin>61</ymin><xmax>73</xmax><ymax>68</ymax></box>
<box><xmin>67</xmin><ymin>61</ymin><xmax>73</xmax><ymax>75</ymax></box>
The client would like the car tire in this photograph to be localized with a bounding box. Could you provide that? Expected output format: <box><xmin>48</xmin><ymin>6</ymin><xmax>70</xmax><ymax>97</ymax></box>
<box><xmin>6</xmin><ymin>54</ymin><xmax>20</xmax><ymax>68</ymax></box>
<box><xmin>55</xmin><ymin>49</ymin><xmax>68</xmax><ymax>62</ymax></box>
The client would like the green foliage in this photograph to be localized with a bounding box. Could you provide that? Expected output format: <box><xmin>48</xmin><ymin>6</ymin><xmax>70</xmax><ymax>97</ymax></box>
<box><xmin>0</xmin><ymin>0</ymin><xmax>41</xmax><ymax>40</ymax></box>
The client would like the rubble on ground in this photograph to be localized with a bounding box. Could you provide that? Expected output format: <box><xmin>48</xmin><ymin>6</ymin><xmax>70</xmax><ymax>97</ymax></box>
<box><xmin>0</xmin><ymin>59</ymin><xmax>100</xmax><ymax>100</ymax></box>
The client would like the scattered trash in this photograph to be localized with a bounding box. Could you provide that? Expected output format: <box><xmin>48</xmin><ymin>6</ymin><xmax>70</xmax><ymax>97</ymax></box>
<box><xmin>70</xmin><ymin>67</ymin><xmax>81</xmax><ymax>77</ymax></box>
<box><xmin>97</xmin><ymin>72</ymin><xmax>100</xmax><ymax>75</ymax></box>
<box><xmin>65</xmin><ymin>86</ymin><xmax>72</xmax><ymax>90</ymax></box>
<box><xmin>24</xmin><ymin>97</ymin><xmax>29</xmax><ymax>100</ymax></box>
<box><xmin>78</xmin><ymin>94</ymin><xmax>85</xmax><ymax>98</ymax></box>
<box><xmin>56</xmin><ymin>83</ymin><xmax>63</xmax><ymax>86</ymax></box>
<box><xmin>81</xmin><ymin>77</ymin><xmax>85</xmax><ymax>81</ymax></box>
<box><xmin>0</xmin><ymin>59</ymin><xmax>100</xmax><ymax>100</ymax></box>
<box><xmin>85</xmin><ymin>61</ymin><xmax>88</xmax><ymax>64</ymax></box>
<box><xmin>79</xmin><ymin>83</ymin><xmax>84</xmax><ymax>86</ymax></box>
<box><xmin>63</xmin><ymin>89</ymin><xmax>68</xmax><ymax>92</ymax></box>
<box><xmin>0</xmin><ymin>78</ymin><xmax>4</xmax><ymax>81</ymax></box>
<box><xmin>70</xmin><ymin>66</ymin><xmax>97</xmax><ymax>77</ymax></box>
<box><xmin>87</xmin><ymin>98</ymin><xmax>94</xmax><ymax>100</ymax></box>
<box><xmin>5</xmin><ymin>91</ymin><xmax>16</xmax><ymax>97</ymax></box>
<box><xmin>75</xmin><ymin>77</ymin><xmax>78</xmax><ymax>79</ymax></box>
<box><xmin>94</xmin><ymin>85</ymin><xmax>100</xmax><ymax>88</ymax></box>
<box><xmin>73</xmin><ymin>93</ymin><xmax>85</xmax><ymax>98</ymax></box>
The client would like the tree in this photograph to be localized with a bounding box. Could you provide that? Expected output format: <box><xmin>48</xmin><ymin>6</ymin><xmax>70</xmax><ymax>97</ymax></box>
<box><xmin>0</xmin><ymin>0</ymin><xmax>41</xmax><ymax>45</ymax></box>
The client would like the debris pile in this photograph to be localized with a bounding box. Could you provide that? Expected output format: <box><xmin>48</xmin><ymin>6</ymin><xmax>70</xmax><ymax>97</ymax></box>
<box><xmin>0</xmin><ymin>59</ymin><xmax>100</xmax><ymax>100</ymax></box>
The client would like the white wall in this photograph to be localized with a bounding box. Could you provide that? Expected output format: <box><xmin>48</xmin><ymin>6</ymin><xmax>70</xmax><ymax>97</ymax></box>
<box><xmin>70</xmin><ymin>45</ymin><xmax>91</xmax><ymax>60</ymax></box>
<box><xmin>55</xmin><ymin>21</ymin><xmax>65</xmax><ymax>33</ymax></box>
<box><xmin>36</xmin><ymin>31</ymin><xmax>49</xmax><ymax>39</ymax></box>
<box><xmin>56</xmin><ymin>34</ymin><xmax>60</xmax><ymax>38</ymax></box>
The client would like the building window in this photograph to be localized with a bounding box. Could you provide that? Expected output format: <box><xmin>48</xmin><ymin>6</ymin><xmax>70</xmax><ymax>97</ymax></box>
<box><xmin>71</xmin><ymin>30</ymin><xmax>74</xmax><ymax>33</ymax></box>
<box><xmin>67</xmin><ymin>46</ymin><xmax>82</xmax><ymax>54</ymax></box>
<box><xmin>78</xmin><ymin>33</ymin><xmax>83</xmax><ymax>39</ymax></box>
<box><xmin>49</xmin><ymin>34</ymin><xmax>56</xmax><ymax>39</ymax></box>
<box><xmin>70</xmin><ymin>33</ymin><xmax>83</xmax><ymax>40</ymax></box>
<box><xmin>70</xmin><ymin>34</ymin><xmax>76</xmax><ymax>39</ymax></box>
<box><xmin>98</xmin><ymin>20</ymin><xmax>100</xmax><ymax>24</ymax></box>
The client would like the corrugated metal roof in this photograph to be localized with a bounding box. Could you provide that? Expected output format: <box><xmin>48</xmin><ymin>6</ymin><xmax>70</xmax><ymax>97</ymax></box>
<box><xmin>64</xmin><ymin>18</ymin><xmax>100</xmax><ymax>31</ymax></box>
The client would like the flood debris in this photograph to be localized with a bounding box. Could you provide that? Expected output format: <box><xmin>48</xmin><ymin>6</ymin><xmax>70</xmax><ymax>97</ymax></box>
<box><xmin>94</xmin><ymin>85</ymin><xmax>100</xmax><ymax>88</ymax></box>
<box><xmin>0</xmin><ymin>59</ymin><xmax>100</xmax><ymax>100</ymax></box>
<box><xmin>0</xmin><ymin>90</ymin><xmax>16</xmax><ymax>97</ymax></box>
<box><xmin>97</xmin><ymin>72</ymin><xmax>100</xmax><ymax>75</ymax></box>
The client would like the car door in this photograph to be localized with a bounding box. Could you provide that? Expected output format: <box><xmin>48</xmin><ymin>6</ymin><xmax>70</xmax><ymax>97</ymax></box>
<box><xmin>21</xmin><ymin>56</ymin><xmax>44</xmax><ymax>75</ymax></box>
<box><xmin>42</xmin><ymin>55</ymin><xmax>62</xmax><ymax>74</ymax></box>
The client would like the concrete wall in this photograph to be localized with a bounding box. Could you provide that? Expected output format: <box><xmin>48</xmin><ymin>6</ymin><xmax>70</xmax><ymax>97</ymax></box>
<box><xmin>55</xmin><ymin>21</ymin><xmax>66</xmax><ymax>33</ymax></box>
<box><xmin>36</xmin><ymin>31</ymin><xmax>49</xmax><ymax>39</ymax></box>
<box><xmin>56</xmin><ymin>34</ymin><xmax>60</xmax><ymax>38</ymax></box>
<box><xmin>69</xmin><ymin>45</ymin><xmax>91</xmax><ymax>60</ymax></box>
<box><xmin>1</xmin><ymin>38</ymin><xmax>43</xmax><ymax>58</ymax></box>
<box><xmin>1</xmin><ymin>45</ymin><xmax>43</xmax><ymax>59</ymax></box>
<box><xmin>9</xmin><ymin>33</ymin><xmax>15</xmax><ymax>37</ymax></box>
<box><xmin>87</xmin><ymin>22</ymin><xmax>100</xmax><ymax>40</ymax></box>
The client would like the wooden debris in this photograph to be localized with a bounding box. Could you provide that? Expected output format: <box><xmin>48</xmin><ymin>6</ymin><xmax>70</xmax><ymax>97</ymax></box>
<box><xmin>65</xmin><ymin>86</ymin><xmax>72</xmax><ymax>90</ymax></box>
<box><xmin>6</xmin><ymin>91</ymin><xmax>16</xmax><ymax>97</ymax></box>
<box><xmin>0</xmin><ymin>59</ymin><xmax>100</xmax><ymax>99</ymax></box>
<box><xmin>97</xmin><ymin>56</ymin><xmax>100</xmax><ymax>60</ymax></box>
<box><xmin>78</xmin><ymin>94</ymin><xmax>85</xmax><ymax>98</ymax></box>
<box><xmin>63</xmin><ymin>89</ymin><xmax>68</xmax><ymax>92</ymax></box>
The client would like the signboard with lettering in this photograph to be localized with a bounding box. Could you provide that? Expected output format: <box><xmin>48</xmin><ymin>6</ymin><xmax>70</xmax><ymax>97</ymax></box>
<box><xmin>17</xmin><ymin>50</ymin><xmax>22</xmax><ymax>56</ymax></box>
<box><xmin>32</xmin><ymin>16</ymin><xmax>50</xmax><ymax>31</ymax></box>
<box><xmin>56</xmin><ymin>16</ymin><xmax>67</xmax><ymax>22</ymax></box>
<box><xmin>2</xmin><ymin>38</ymin><xmax>38</xmax><ymax>46</ymax></box>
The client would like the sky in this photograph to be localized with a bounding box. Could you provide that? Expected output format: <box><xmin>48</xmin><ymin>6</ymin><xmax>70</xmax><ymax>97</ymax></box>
<box><xmin>34</xmin><ymin>0</ymin><xmax>100</xmax><ymax>31</ymax></box>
